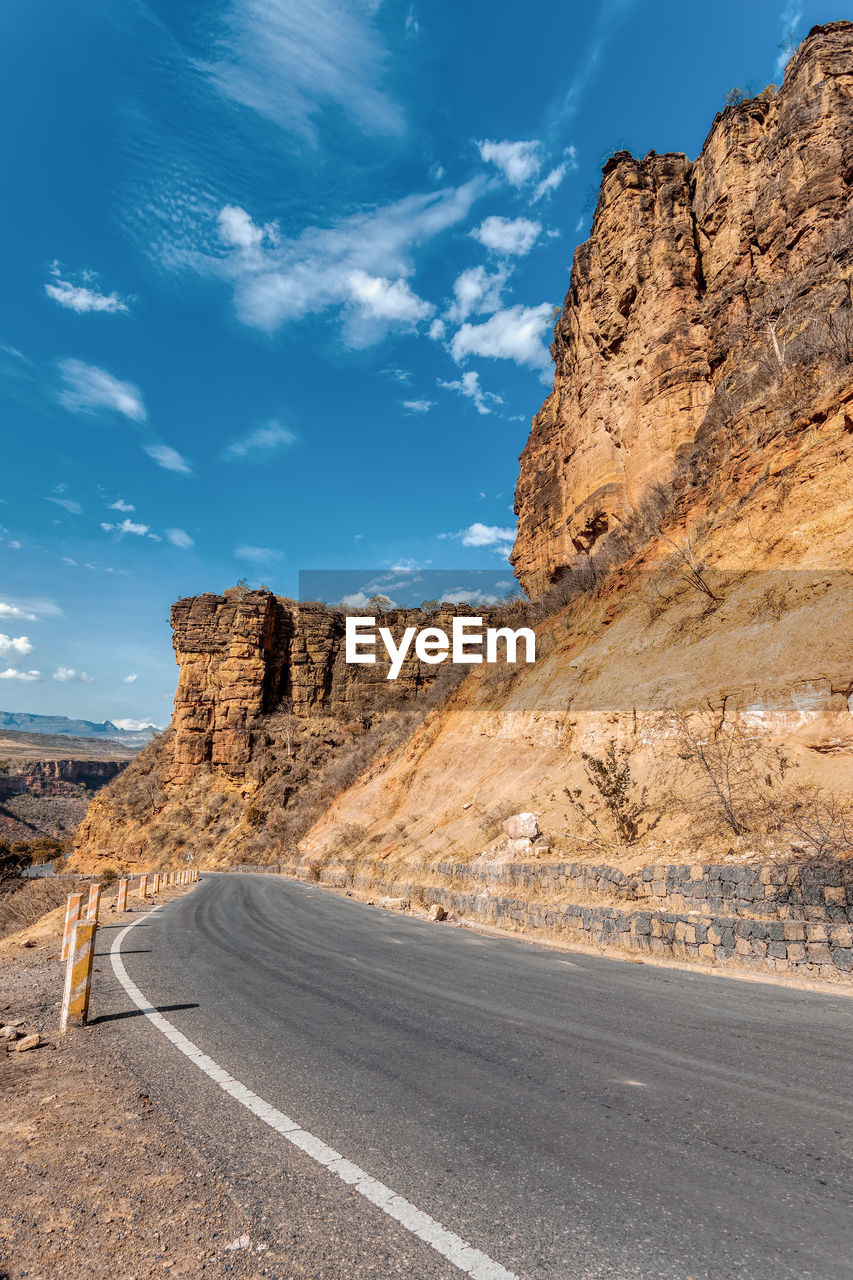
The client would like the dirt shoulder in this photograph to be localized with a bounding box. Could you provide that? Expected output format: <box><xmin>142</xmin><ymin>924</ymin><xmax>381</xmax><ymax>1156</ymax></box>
<box><xmin>0</xmin><ymin>887</ymin><xmax>288</xmax><ymax>1280</ymax></box>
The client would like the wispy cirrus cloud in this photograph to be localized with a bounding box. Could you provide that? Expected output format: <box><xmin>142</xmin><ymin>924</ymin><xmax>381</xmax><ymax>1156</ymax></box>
<box><xmin>57</xmin><ymin>359</ymin><xmax>146</xmax><ymax>421</ymax></box>
<box><xmin>45</xmin><ymin>496</ymin><xmax>83</xmax><ymax>515</ymax></box>
<box><xmin>223</xmin><ymin>420</ymin><xmax>295</xmax><ymax>460</ymax></box>
<box><xmin>161</xmin><ymin>180</ymin><xmax>486</xmax><ymax>348</ymax></box>
<box><xmin>401</xmin><ymin>399</ymin><xmax>433</xmax><ymax>414</ymax></box>
<box><xmin>233</xmin><ymin>544</ymin><xmax>283</xmax><ymax>564</ymax></box>
<box><xmin>144</xmin><ymin>444</ymin><xmax>193</xmax><ymax>475</ymax></box>
<box><xmin>45</xmin><ymin>263</ymin><xmax>130</xmax><ymax>315</ymax></box>
<box><xmin>166</xmin><ymin>528</ymin><xmax>194</xmax><ymax>549</ymax></box>
<box><xmin>202</xmin><ymin>0</ymin><xmax>403</xmax><ymax>142</ymax></box>
<box><xmin>438</xmin><ymin>370</ymin><xmax>503</xmax><ymax>416</ymax></box>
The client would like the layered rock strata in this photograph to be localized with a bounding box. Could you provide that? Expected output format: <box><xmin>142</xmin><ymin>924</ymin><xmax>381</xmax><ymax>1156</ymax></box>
<box><xmin>512</xmin><ymin>20</ymin><xmax>853</xmax><ymax>596</ymax></box>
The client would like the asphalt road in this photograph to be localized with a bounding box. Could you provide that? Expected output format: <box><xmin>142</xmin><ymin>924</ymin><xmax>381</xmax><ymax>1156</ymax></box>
<box><xmin>93</xmin><ymin>873</ymin><xmax>853</xmax><ymax>1280</ymax></box>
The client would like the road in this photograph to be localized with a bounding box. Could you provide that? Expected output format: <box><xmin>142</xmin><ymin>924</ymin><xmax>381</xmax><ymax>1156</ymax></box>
<box><xmin>93</xmin><ymin>872</ymin><xmax>853</xmax><ymax>1280</ymax></box>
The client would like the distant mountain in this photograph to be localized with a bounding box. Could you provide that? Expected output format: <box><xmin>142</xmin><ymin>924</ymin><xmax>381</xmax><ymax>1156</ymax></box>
<box><xmin>0</xmin><ymin>711</ymin><xmax>159</xmax><ymax>745</ymax></box>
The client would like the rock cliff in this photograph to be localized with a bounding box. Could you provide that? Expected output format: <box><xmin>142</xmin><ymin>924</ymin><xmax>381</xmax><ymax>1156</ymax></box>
<box><xmin>512</xmin><ymin>20</ymin><xmax>853</xmax><ymax>597</ymax></box>
<box><xmin>73</xmin><ymin>21</ymin><xmax>853</xmax><ymax>967</ymax></box>
<box><xmin>168</xmin><ymin>593</ymin><xmax>501</xmax><ymax>780</ymax></box>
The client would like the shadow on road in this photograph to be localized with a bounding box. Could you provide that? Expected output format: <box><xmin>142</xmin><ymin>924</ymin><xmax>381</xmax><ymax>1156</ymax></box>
<box><xmin>89</xmin><ymin>1003</ymin><xmax>199</xmax><ymax>1025</ymax></box>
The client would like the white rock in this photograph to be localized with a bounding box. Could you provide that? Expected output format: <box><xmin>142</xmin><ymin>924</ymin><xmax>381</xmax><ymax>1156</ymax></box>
<box><xmin>502</xmin><ymin>812</ymin><xmax>540</xmax><ymax>841</ymax></box>
<box><xmin>0</xmin><ymin>1026</ymin><xmax>19</xmax><ymax>1041</ymax></box>
<box><xmin>379</xmin><ymin>896</ymin><xmax>409</xmax><ymax>912</ymax></box>
<box><xmin>428</xmin><ymin>903</ymin><xmax>448</xmax><ymax>922</ymax></box>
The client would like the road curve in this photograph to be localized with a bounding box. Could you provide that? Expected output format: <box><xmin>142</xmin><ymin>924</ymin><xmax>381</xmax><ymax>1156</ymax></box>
<box><xmin>93</xmin><ymin>872</ymin><xmax>853</xmax><ymax>1280</ymax></box>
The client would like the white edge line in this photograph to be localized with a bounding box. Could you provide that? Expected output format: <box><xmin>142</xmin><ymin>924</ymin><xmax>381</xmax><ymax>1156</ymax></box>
<box><xmin>110</xmin><ymin>906</ymin><xmax>521</xmax><ymax>1280</ymax></box>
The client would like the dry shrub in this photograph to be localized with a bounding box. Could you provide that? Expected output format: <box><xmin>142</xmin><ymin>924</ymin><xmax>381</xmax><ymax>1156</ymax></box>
<box><xmin>0</xmin><ymin>874</ymin><xmax>89</xmax><ymax>940</ymax></box>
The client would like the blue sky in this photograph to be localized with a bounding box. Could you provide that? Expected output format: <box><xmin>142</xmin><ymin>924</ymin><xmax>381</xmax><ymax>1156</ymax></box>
<box><xmin>0</xmin><ymin>0</ymin><xmax>830</xmax><ymax>726</ymax></box>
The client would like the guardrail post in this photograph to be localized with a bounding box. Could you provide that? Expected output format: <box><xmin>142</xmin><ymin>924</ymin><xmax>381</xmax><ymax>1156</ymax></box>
<box><xmin>139</xmin><ymin>874</ymin><xmax>148</xmax><ymax>899</ymax></box>
<box><xmin>61</xmin><ymin>892</ymin><xmax>83</xmax><ymax>962</ymax></box>
<box><xmin>86</xmin><ymin>883</ymin><xmax>101</xmax><ymax>922</ymax></box>
<box><xmin>60</xmin><ymin>918</ymin><xmax>97</xmax><ymax>1032</ymax></box>
<box><xmin>152</xmin><ymin>873</ymin><xmax>160</xmax><ymax>894</ymax></box>
<box><xmin>116</xmin><ymin>878</ymin><xmax>128</xmax><ymax>913</ymax></box>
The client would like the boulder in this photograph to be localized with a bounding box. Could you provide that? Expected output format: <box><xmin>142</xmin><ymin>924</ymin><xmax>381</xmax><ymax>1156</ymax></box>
<box><xmin>502</xmin><ymin>812</ymin><xmax>540</xmax><ymax>841</ymax></box>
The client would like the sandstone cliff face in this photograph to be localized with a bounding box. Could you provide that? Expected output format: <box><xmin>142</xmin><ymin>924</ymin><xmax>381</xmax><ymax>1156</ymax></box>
<box><xmin>512</xmin><ymin>20</ymin><xmax>853</xmax><ymax>597</ymax></box>
<box><xmin>169</xmin><ymin>593</ymin><xmax>502</xmax><ymax>780</ymax></box>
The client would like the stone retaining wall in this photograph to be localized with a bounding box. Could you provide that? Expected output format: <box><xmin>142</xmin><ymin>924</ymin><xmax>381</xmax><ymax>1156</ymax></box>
<box><xmin>221</xmin><ymin>857</ymin><xmax>853</xmax><ymax>983</ymax></box>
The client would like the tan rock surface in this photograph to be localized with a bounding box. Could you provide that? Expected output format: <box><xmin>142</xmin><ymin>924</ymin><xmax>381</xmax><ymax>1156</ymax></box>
<box><xmin>512</xmin><ymin>20</ymin><xmax>853</xmax><ymax>597</ymax></box>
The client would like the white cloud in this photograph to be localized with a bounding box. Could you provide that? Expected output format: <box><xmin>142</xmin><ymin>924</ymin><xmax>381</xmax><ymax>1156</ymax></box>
<box><xmin>203</xmin><ymin>0</ymin><xmax>403</xmax><ymax>142</ymax></box>
<box><xmin>224</xmin><ymin>420</ymin><xmax>295</xmax><ymax>460</ymax></box>
<box><xmin>461</xmin><ymin>523</ymin><xmax>515</xmax><ymax>549</ymax></box>
<box><xmin>45</xmin><ymin>264</ymin><xmax>130</xmax><ymax>315</ymax></box>
<box><xmin>122</xmin><ymin>673</ymin><xmax>138</xmax><ymax>684</ymax></box>
<box><xmin>428</xmin><ymin>318</ymin><xmax>446</xmax><ymax>341</ymax></box>
<box><xmin>471</xmin><ymin>216</ymin><xmax>541</xmax><ymax>257</ymax></box>
<box><xmin>776</xmin><ymin>3</ymin><xmax>803</xmax><ymax>76</ymax></box>
<box><xmin>0</xmin><ymin>634</ymin><xmax>32</xmax><ymax>657</ymax></box>
<box><xmin>446</xmin><ymin>265</ymin><xmax>508</xmax><ymax>324</ymax></box>
<box><xmin>0</xmin><ymin>602</ymin><xmax>38</xmax><ymax>622</ymax></box>
<box><xmin>438</xmin><ymin>370</ymin><xmax>503</xmax><ymax>416</ymax></box>
<box><xmin>402</xmin><ymin>399</ymin><xmax>433</xmax><ymax>414</ymax></box>
<box><xmin>218</xmin><ymin>205</ymin><xmax>269</xmax><ymax>250</ymax></box>
<box><xmin>344</xmin><ymin>269</ymin><xmax>433</xmax><ymax>345</ymax></box>
<box><xmin>101</xmin><ymin>518</ymin><xmax>150</xmax><ymax>537</ymax></box>
<box><xmin>109</xmin><ymin>499</ymin><xmax>135</xmax><ymax>512</ymax></box>
<box><xmin>477</xmin><ymin>139</ymin><xmax>542</xmax><ymax>186</ymax></box>
<box><xmin>53</xmin><ymin>666</ymin><xmax>94</xmax><ymax>683</ymax></box>
<box><xmin>450</xmin><ymin>303</ymin><xmax>555</xmax><ymax>371</ymax></box>
<box><xmin>233</xmin><ymin>544</ymin><xmax>283</xmax><ymax>564</ymax></box>
<box><xmin>111</xmin><ymin>717</ymin><xmax>160</xmax><ymax>732</ymax></box>
<box><xmin>208</xmin><ymin>180</ymin><xmax>485</xmax><ymax>341</ymax></box>
<box><xmin>532</xmin><ymin>164</ymin><xmax>568</xmax><ymax>203</ymax></box>
<box><xmin>438</xmin><ymin>523</ymin><xmax>516</xmax><ymax>556</ymax></box>
<box><xmin>166</xmin><ymin>528</ymin><xmax>194</xmax><ymax>549</ymax></box>
<box><xmin>57</xmin><ymin>359</ymin><xmax>146</xmax><ymax>421</ymax></box>
<box><xmin>0</xmin><ymin>668</ymin><xmax>41</xmax><ymax>681</ymax></box>
<box><xmin>45</xmin><ymin>496</ymin><xmax>82</xmax><ymax>515</ymax></box>
<box><xmin>144</xmin><ymin>444</ymin><xmax>193</xmax><ymax>475</ymax></box>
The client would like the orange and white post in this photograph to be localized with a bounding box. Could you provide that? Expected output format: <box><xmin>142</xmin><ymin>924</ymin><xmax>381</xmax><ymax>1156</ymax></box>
<box><xmin>152</xmin><ymin>873</ymin><xmax>160</xmax><ymax>894</ymax></box>
<box><xmin>86</xmin><ymin>882</ymin><xmax>101</xmax><ymax>922</ymax></box>
<box><xmin>139</xmin><ymin>873</ymin><xmax>148</xmax><ymax>899</ymax></box>
<box><xmin>61</xmin><ymin>892</ymin><xmax>83</xmax><ymax>963</ymax></box>
<box><xmin>60</xmin><ymin>918</ymin><xmax>97</xmax><ymax>1032</ymax></box>
<box><xmin>116</xmin><ymin>878</ymin><xmax>128</xmax><ymax>913</ymax></box>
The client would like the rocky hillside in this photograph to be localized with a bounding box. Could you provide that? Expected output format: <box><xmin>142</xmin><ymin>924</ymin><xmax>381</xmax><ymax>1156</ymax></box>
<box><xmin>73</xmin><ymin>23</ymin><xmax>853</xmax><ymax>945</ymax></box>
<box><xmin>0</xmin><ymin>732</ymin><xmax>133</xmax><ymax>843</ymax></box>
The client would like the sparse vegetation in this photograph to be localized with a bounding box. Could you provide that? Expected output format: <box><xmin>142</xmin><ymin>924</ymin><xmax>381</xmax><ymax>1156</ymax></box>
<box><xmin>564</xmin><ymin>740</ymin><xmax>660</xmax><ymax>846</ymax></box>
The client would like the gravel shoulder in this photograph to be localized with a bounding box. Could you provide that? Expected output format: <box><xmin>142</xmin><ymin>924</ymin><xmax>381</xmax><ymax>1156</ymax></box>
<box><xmin>0</xmin><ymin>886</ymin><xmax>294</xmax><ymax>1280</ymax></box>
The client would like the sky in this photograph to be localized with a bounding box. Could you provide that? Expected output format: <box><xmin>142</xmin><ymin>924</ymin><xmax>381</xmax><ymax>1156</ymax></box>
<box><xmin>0</xmin><ymin>0</ymin><xmax>833</xmax><ymax>727</ymax></box>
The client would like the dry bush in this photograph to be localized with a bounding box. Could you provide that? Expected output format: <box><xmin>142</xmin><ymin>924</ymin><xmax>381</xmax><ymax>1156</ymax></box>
<box><xmin>0</xmin><ymin>873</ymin><xmax>89</xmax><ymax>940</ymax></box>
<box><xmin>564</xmin><ymin>739</ymin><xmax>660</xmax><ymax>846</ymax></box>
<box><xmin>783</xmin><ymin>782</ymin><xmax>853</xmax><ymax>858</ymax></box>
<box><xmin>669</xmin><ymin>710</ymin><xmax>791</xmax><ymax>839</ymax></box>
